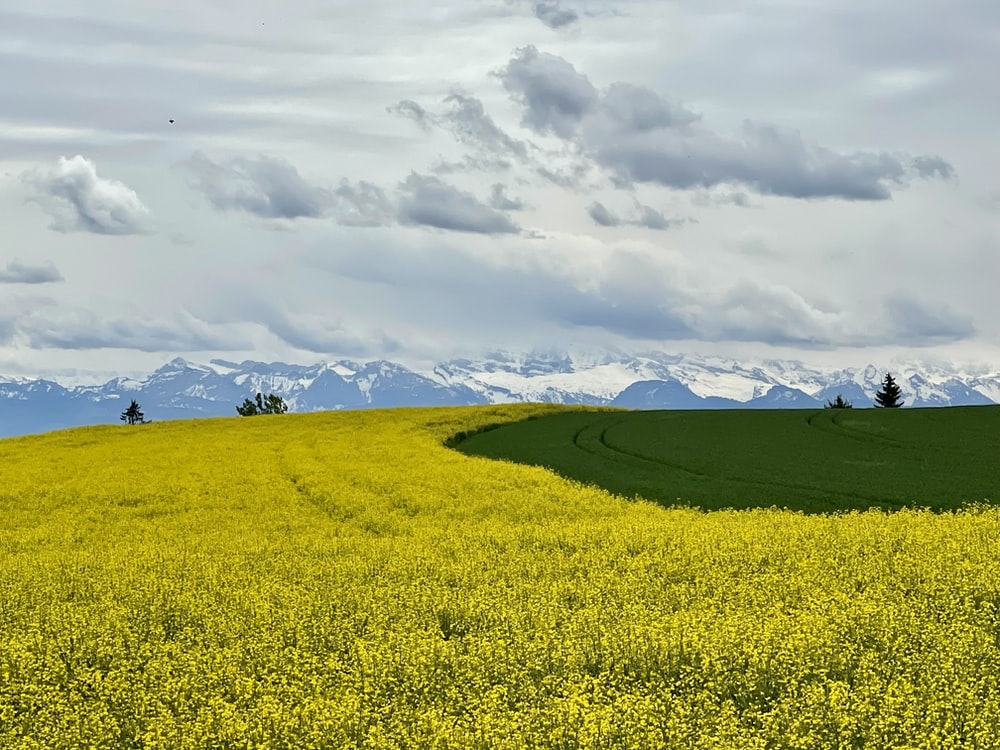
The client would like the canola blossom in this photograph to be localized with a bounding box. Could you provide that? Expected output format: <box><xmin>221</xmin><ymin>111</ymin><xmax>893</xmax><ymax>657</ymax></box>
<box><xmin>1</xmin><ymin>404</ymin><xmax>1000</xmax><ymax>749</ymax></box>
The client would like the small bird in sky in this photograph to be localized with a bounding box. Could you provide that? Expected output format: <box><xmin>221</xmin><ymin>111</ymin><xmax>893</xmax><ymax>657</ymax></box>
<box><xmin>168</xmin><ymin>119</ymin><xmax>175</xmax><ymax>123</ymax></box>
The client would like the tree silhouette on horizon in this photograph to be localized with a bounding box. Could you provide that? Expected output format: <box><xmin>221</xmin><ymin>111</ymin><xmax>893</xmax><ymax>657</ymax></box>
<box><xmin>874</xmin><ymin>373</ymin><xmax>904</xmax><ymax>408</ymax></box>
<box><xmin>825</xmin><ymin>394</ymin><xmax>853</xmax><ymax>409</ymax></box>
<box><xmin>237</xmin><ymin>392</ymin><xmax>288</xmax><ymax>416</ymax></box>
<box><xmin>120</xmin><ymin>399</ymin><xmax>145</xmax><ymax>425</ymax></box>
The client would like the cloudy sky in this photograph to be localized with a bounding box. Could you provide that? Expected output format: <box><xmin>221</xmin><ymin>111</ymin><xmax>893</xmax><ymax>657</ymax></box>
<box><xmin>2</xmin><ymin>0</ymin><xmax>999</xmax><ymax>381</ymax></box>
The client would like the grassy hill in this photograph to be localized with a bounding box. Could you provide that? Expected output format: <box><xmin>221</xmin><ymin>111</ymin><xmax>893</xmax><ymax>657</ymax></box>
<box><xmin>455</xmin><ymin>406</ymin><xmax>1000</xmax><ymax>512</ymax></box>
<box><xmin>2</xmin><ymin>404</ymin><xmax>1000</xmax><ymax>748</ymax></box>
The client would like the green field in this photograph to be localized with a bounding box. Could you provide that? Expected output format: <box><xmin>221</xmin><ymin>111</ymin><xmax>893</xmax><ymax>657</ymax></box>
<box><xmin>455</xmin><ymin>407</ymin><xmax>1000</xmax><ymax>512</ymax></box>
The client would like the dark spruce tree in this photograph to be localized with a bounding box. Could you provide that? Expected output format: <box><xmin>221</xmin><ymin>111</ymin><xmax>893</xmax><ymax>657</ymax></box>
<box><xmin>119</xmin><ymin>399</ymin><xmax>145</xmax><ymax>425</ymax></box>
<box><xmin>825</xmin><ymin>394</ymin><xmax>853</xmax><ymax>409</ymax></box>
<box><xmin>874</xmin><ymin>373</ymin><xmax>904</xmax><ymax>408</ymax></box>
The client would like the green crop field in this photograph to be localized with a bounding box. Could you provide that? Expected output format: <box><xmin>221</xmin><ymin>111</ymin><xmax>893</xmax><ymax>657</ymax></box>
<box><xmin>3</xmin><ymin>404</ymin><xmax>1000</xmax><ymax>748</ymax></box>
<box><xmin>455</xmin><ymin>407</ymin><xmax>1000</xmax><ymax>513</ymax></box>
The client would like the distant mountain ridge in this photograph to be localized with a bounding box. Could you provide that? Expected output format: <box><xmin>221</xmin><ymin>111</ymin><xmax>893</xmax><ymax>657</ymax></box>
<box><xmin>1</xmin><ymin>352</ymin><xmax>998</xmax><ymax>437</ymax></box>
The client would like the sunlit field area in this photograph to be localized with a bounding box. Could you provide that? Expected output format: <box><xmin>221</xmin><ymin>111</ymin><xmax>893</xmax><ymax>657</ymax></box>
<box><xmin>3</xmin><ymin>404</ymin><xmax>1000</xmax><ymax>748</ymax></box>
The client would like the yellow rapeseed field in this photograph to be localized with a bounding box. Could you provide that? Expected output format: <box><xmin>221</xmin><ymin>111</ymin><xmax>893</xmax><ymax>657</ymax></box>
<box><xmin>2</xmin><ymin>404</ymin><xmax>999</xmax><ymax>749</ymax></box>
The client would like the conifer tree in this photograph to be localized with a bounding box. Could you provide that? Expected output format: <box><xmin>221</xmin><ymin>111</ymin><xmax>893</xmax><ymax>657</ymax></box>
<box><xmin>825</xmin><ymin>394</ymin><xmax>853</xmax><ymax>409</ymax></box>
<box><xmin>119</xmin><ymin>399</ymin><xmax>145</xmax><ymax>425</ymax></box>
<box><xmin>874</xmin><ymin>373</ymin><xmax>904</xmax><ymax>408</ymax></box>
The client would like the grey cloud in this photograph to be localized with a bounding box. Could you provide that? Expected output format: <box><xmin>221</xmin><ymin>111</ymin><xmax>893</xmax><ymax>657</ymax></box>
<box><xmin>184</xmin><ymin>152</ymin><xmax>332</xmax><ymax>219</ymax></box>
<box><xmin>911</xmin><ymin>155</ymin><xmax>956</xmax><ymax>180</ymax></box>
<box><xmin>433</xmin><ymin>155</ymin><xmax>515</xmax><ymax>175</ymax></box>
<box><xmin>705</xmin><ymin>282</ymin><xmax>843</xmax><ymax>347</ymax></box>
<box><xmin>331</xmin><ymin>180</ymin><xmax>395</xmax><ymax>227</ymax></box>
<box><xmin>597</xmin><ymin>121</ymin><xmax>918</xmax><ymax>200</ymax></box>
<box><xmin>0</xmin><ymin>260</ymin><xmax>64</xmax><ymax>284</ymax></box>
<box><xmin>387</xmin><ymin>99</ymin><xmax>433</xmax><ymax>132</ymax></box>
<box><xmin>601</xmin><ymin>82</ymin><xmax>700</xmax><ymax>133</ymax></box>
<box><xmin>258</xmin><ymin>306</ymin><xmax>402</xmax><ymax>356</ymax></box>
<box><xmin>21</xmin><ymin>310</ymin><xmax>249</xmax><ymax>352</ymax></box>
<box><xmin>325</xmin><ymin>239</ymin><xmax>696</xmax><ymax>342</ymax></box>
<box><xmin>496</xmin><ymin>46</ymin><xmax>598</xmax><ymax>138</ymax></box>
<box><xmin>0</xmin><ymin>314</ymin><xmax>16</xmax><ymax>345</ymax></box>
<box><xmin>587</xmin><ymin>200</ymin><xmax>685</xmax><ymax>230</ymax></box>
<box><xmin>537</xmin><ymin>166</ymin><xmax>578</xmax><ymax>188</ymax></box>
<box><xmin>588</xmin><ymin>201</ymin><xmax>619</xmax><ymax>226</ymax></box>
<box><xmin>883</xmin><ymin>292</ymin><xmax>975</xmax><ymax>344</ymax></box>
<box><xmin>533</xmin><ymin>2</ymin><xmax>579</xmax><ymax>29</ymax></box>
<box><xmin>442</xmin><ymin>93</ymin><xmax>530</xmax><ymax>160</ymax></box>
<box><xmin>634</xmin><ymin>205</ymin><xmax>666</xmax><ymax>229</ymax></box>
<box><xmin>391</xmin><ymin>93</ymin><xmax>531</xmax><ymax>170</ymax></box>
<box><xmin>397</xmin><ymin>173</ymin><xmax>520</xmax><ymax>234</ymax></box>
<box><xmin>489</xmin><ymin>184</ymin><xmax>525</xmax><ymax>211</ymax></box>
<box><xmin>22</xmin><ymin>156</ymin><xmax>150</xmax><ymax>235</ymax></box>
<box><xmin>497</xmin><ymin>48</ymin><xmax>955</xmax><ymax>200</ymax></box>
<box><xmin>322</xmin><ymin>233</ymin><xmax>979</xmax><ymax>349</ymax></box>
<box><xmin>546</xmin><ymin>292</ymin><xmax>695</xmax><ymax>340</ymax></box>
<box><xmin>636</xmin><ymin>204</ymin><xmax>686</xmax><ymax>230</ymax></box>
<box><xmin>185</xmin><ymin>153</ymin><xmax>517</xmax><ymax>234</ymax></box>
<box><xmin>536</xmin><ymin>163</ymin><xmax>595</xmax><ymax>189</ymax></box>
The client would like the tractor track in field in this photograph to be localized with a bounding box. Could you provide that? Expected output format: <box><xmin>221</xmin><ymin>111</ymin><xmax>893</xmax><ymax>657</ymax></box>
<box><xmin>805</xmin><ymin>411</ymin><xmax>906</xmax><ymax>448</ymax></box>
<box><xmin>569</xmin><ymin>413</ymin><xmax>902</xmax><ymax>509</ymax></box>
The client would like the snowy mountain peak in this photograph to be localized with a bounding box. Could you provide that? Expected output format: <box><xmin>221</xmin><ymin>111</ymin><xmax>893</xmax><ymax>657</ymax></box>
<box><xmin>160</xmin><ymin>356</ymin><xmax>197</xmax><ymax>371</ymax></box>
<box><xmin>1</xmin><ymin>351</ymin><xmax>998</xmax><ymax>438</ymax></box>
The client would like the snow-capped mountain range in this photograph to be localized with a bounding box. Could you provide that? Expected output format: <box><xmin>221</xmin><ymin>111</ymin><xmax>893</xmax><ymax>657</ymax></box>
<box><xmin>1</xmin><ymin>351</ymin><xmax>998</xmax><ymax>438</ymax></box>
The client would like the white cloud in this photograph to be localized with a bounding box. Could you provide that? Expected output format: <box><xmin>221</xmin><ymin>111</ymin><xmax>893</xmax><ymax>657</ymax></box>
<box><xmin>21</xmin><ymin>155</ymin><xmax>150</xmax><ymax>234</ymax></box>
<box><xmin>0</xmin><ymin>0</ymin><xmax>997</xmax><ymax>379</ymax></box>
<box><xmin>496</xmin><ymin>46</ymin><xmax>955</xmax><ymax>200</ymax></box>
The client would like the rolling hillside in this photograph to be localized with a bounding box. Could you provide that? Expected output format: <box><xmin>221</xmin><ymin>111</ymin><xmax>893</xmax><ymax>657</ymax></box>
<box><xmin>455</xmin><ymin>407</ymin><xmax>1000</xmax><ymax>512</ymax></box>
<box><xmin>4</xmin><ymin>351</ymin><xmax>1000</xmax><ymax>437</ymax></box>
<box><xmin>2</xmin><ymin>405</ymin><xmax>1000</xmax><ymax>747</ymax></box>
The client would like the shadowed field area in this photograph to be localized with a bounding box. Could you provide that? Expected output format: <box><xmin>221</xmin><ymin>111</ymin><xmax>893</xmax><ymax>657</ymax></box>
<box><xmin>454</xmin><ymin>406</ymin><xmax>1000</xmax><ymax>512</ymax></box>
